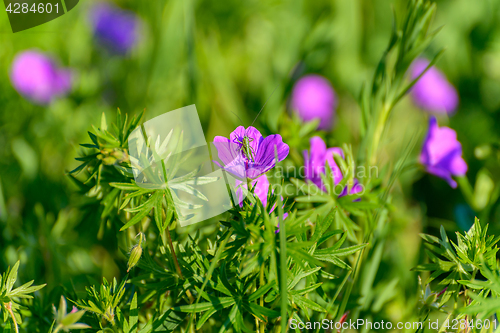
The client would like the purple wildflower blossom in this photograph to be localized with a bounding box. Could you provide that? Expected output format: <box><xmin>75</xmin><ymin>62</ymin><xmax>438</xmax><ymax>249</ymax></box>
<box><xmin>10</xmin><ymin>50</ymin><xmax>72</xmax><ymax>105</ymax></box>
<box><xmin>291</xmin><ymin>75</ymin><xmax>338</xmax><ymax>131</ymax></box>
<box><xmin>303</xmin><ymin>136</ymin><xmax>362</xmax><ymax>196</ymax></box>
<box><xmin>213</xmin><ymin>126</ymin><xmax>289</xmax><ymax>179</ymax></box>
<box><xmin>410</xmin><ymin>58</ymin><xmax>459</xmax><ymax>114</ymax></box>
<box><xmin>420</xmin><ymin>117</ymin><xmax>467</xmax><ymax>188</ymax></box>
<box><xmin>89</xmin><ymin>3</ymin><xmax>140</xmax><ymax>54</ymax></box>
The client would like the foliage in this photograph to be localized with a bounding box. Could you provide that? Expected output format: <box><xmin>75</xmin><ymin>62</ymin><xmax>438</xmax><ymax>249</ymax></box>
<box><xmin>50</xmin><ymin>296</ymin><xmax>90</xmax><ymax>333</ymax></box>
<box><xmin>2</xmin><ymin>0</ymin><xmax>500</xmax><ymax>332</ymax></box>
<box><xmin>0</xmin><ymin>261</ymin><xmax>45</xmax><ymax>332</ymax></box>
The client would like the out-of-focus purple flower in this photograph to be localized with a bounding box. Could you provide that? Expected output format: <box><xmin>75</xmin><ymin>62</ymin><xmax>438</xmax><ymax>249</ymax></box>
<box><xmin>303</xmin><ymin>136</ymin><xmax>362</xmax><ymax>196</ymax></box>
<box><xmin>90</xmin><ymin>3</ymin><xmax>140</xmax><ymax>54</ymax></box>
<box><xmin>410</xmin><ymin>58</ymin><xmax>459</xmax><ymax>114</ymax></box>
<box><xmin>420</xmin><ymin>117</ymin><xmax>467</xmax><ymax>188</ymax></box>
<box><xmin>291</xmin><ymin>75</ymin><xmax>338</xmax><ymax>131</ymax></box>
<box><xmin>213</xmin><ymin>126</ymin><xmax>289</xmax><ymax>179</ymax></box>
<box><xmin>10</xmin><ymin>50</ymin><xmax>72</xmax><ymax>105</ymax></box>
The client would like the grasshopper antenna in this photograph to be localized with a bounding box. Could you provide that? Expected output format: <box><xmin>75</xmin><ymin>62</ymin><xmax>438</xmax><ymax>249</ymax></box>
<box><xmin>229</xmin><ymin>110</ymin><xmax>247</xmax><ymax>128</ymax></box>
<box><xmin>228</xmin><ymin>83</ymin><xmax>279</xmax><ymax>128</ymax></box>
<box><xmin>250</xmin><ymin>84</ymin><xmax>279</xmax><ymax>127</ymax></box>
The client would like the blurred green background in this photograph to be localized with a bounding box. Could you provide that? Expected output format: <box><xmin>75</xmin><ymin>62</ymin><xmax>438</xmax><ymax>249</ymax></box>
<box><xmin>1</xmin><ymin>0</ymin><xmax>500</xmax><ymax>315</ymax></box>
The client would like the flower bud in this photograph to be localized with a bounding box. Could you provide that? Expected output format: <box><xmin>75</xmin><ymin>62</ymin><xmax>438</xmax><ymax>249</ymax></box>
<box><xmin>127</xmin><ymin>233</ymin><xmax>145</xmax><ymax>272</ymax></box>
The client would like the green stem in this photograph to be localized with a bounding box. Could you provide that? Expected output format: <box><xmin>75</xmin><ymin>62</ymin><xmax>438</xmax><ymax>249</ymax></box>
<box><xmin>162</xmin><ymin>174</ymin><xmax>184</xmax><ymax>280</ymax></box>
<box><xmin>6</xmin><ymin>302</ymin><xmax>19</xmax><ymax>333</ymax></box>
<box><xmin>465</xmin><ymin>268</ymin><xmax>478</xmax><ymax>306</ymax></box>
<box><xmin>259</xmin><ymin>265</ymin><xmax>266</xmax><ymax>333</ymax></box>
<box><xmin>165</xmin><ymin>227</ymin><xmax>183</xmax><ymax>279</ymax></box>
<box><xmin>277</xmin><ymin>184</ymin><xmax>287</xmax><ymax>332</ymax></box>
<box><xmin>367</xmin><ymin>104</ymin><xmax>391</xmax><ymax>167</ymax></box>
<box><xmin>52</xmin><ymin>324</ymin><xmax>63</xmax><ymax>333</ymax></box>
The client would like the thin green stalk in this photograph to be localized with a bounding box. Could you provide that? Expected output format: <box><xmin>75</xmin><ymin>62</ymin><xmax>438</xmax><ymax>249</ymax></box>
<box><xmin>165</xmin><ymin>227</ymin><xmax>183</xmax><ymax>279</ymax></box>
<box><xmin>6</xmin><ymin>302</ymin><xmax>19</xmax><ymax>333</ymax></box>
<box><xmin>160</xmin><ymin>156</ymin><xmax>184</xmax><ymax>280</ymax></box>
<box><xmin>275</xmin><ymin>147</ymin><xmax>288</xmax><ymax>332</ymax></box>
<box><xmin>278</xmin><ymin>201</ymin><xmax>287</xmax><ymax>332</ymax></box>
<box><xmin>255</xmin><ymin>298</ymin><xmax>260</xmax><ymax>331</ymax></box>
<box><xmin>260</xmin><ymin>264</ymin><xmax>266</xmax><ymax>333</ymax></box>
<box><xmin>367</xmin><ymin>103</ymin><xmax>391</xmax><ymax>167</ymax></box>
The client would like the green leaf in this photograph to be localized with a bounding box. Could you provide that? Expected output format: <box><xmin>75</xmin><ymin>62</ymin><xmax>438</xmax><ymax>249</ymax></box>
<box><xmin>196</xmin><ymin>308</ymin><xmax>217</xmax><ymax>330</ymax></box>
<box><xmin>66</xmin><ymin>323</ymin><xmax>92</xmax><ymax>330</ymax></box>
<box><xmin>152</xmin><ymin>309</ymin><xmax>185</xmax><ymax>333</ymax></box>
<box><xmin>120</xmin><ymin>193</ymin><xmax>158</xmax><ymax>231</ymax></box>
<box><xmin>290</xmin><ymin>283</ymin><xmax>323</xmax><ymax>296</ymax></box>
<box><xmin>6</xmin><ymin>261</ymin><xmax>20</xmax><ymax>293</ymax></box>
<box><xmin>248</xmin><ymin>281</ymin><xmax>276</xmax><ymax>302</ymax></box>
<box><xmin>61</xmin><ymin>310</ymin><xmax>86</xmax><ymax>326</ymax></box>
<box><xmin>298</xmin><ymin>119</ymin><xmax>320</xmax><ymax>137</ymax></box>
<box><xmin>128</xmin><ymin>293</ymin><xmax>138</xmax><ymax>332</ymax></box>
<box><xmin>246</xmin><ymin>303</ymin><xmax>280</xmax><ymax>319</ymax></box>
<box><xmin>174</xmin><ymin>298</ymin><xmax>234</xmax><ymax>313</ymax></box>
<box><xmin>292</xmin><ymin>294</ymin><xmax>325</xmax><ymax>313</ymax></box>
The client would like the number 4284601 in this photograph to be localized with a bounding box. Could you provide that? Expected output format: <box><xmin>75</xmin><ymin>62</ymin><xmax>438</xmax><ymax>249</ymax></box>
<box><xmin>6</xmin><ymin>2</ymin><xmax>59</xmax><ymax>14</ymax></box>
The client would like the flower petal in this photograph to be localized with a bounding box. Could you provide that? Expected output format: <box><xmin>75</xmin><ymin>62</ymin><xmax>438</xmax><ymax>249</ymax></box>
<box><xmin>420</xmin><ymin>116</ymin><xmax>467</xmax><ymax>188</ymax></box>
<box><xmin>213</xmin><ymin>136</ymin><xmax>240</xmax><ymax>165</ymax></box>
<box><xmin>246</xmin><ymin>135</ymin><xmax>289</xmax><ymax>179</ymax></box>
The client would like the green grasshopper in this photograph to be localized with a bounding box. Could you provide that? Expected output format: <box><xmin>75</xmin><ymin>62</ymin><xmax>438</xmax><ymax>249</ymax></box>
<box><xmin>233</xmin><ymin>133</ymin><xmax>255</xmax><ymax>162</ymax></box>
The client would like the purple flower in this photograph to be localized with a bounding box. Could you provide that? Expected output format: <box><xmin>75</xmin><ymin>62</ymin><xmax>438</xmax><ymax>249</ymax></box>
<box><xmin>291</xmin><ymin>75</ymin><xmax>338</xmax><ymax>131</ymax></box>
<box><xmin>10</xmin><ymin>50</ymin><xmax>72</xmax><ymax>105</ymax></box>
<box><xmin>303</xmin><ymin>136</ymin><xmax>362</xmax><ymax>196</ymax></box>
<box><xmin>420</xmin><ymin>117</ymin><xmax>467</xmax><ymax>188</ymax></box>
<box><xmin>90</xmin><ymin>3</ymin><xmax>140</xmax><ymax>54</ymax></box>
<box><xmin>213</xmin><ymin>126</ymin><xmax>289</xmax><ymax>179</ymax></box>
<box><xmin>410</xmin><ymin>58</ymin><xmax>459</xmax><ymax>114</ymax></box>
